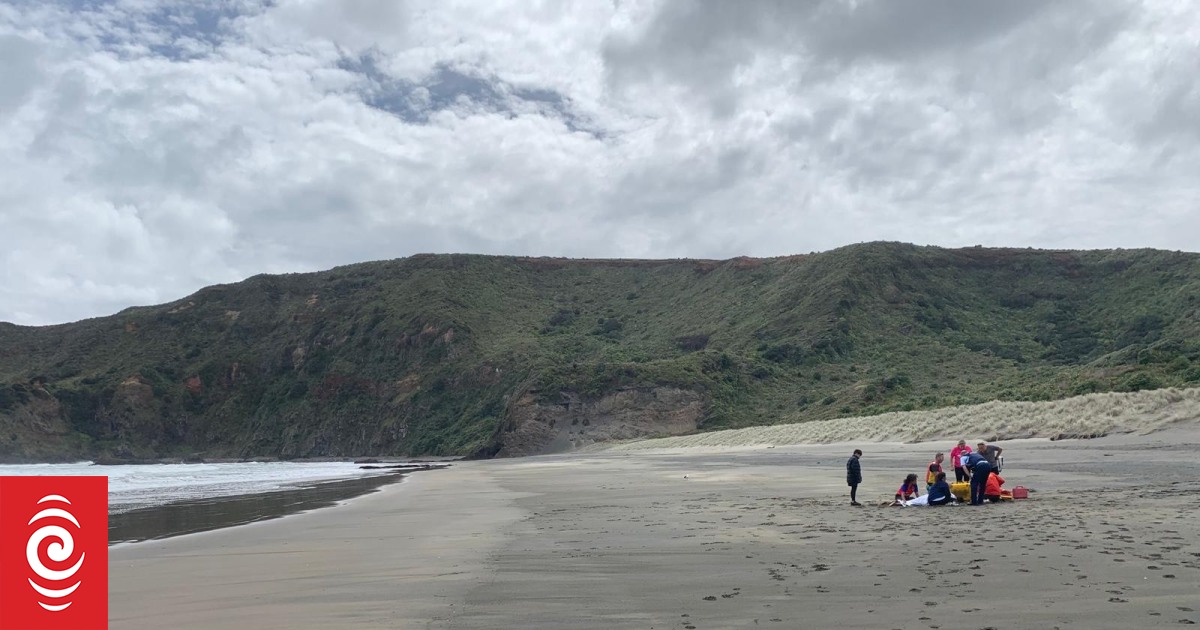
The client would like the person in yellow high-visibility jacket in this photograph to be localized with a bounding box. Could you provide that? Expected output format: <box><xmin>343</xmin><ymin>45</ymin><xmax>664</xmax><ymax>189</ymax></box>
<box><xmin>925</xmin><ymin>452</ymin><xmax>945</xmax><ymax>492</ymax></box>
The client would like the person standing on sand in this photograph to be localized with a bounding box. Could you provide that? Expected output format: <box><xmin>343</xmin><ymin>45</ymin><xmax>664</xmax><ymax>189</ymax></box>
<box><xmin>977</xmin><ymin>441</ymin><xmax>1003</xmax><ymax>472</ymax></box>
<box><xmin>964</xmin><ymin>450</ymin><xmax>992</xmax><ymax>506</ymax></box>
<box><xmin>847</xmin><ymin>449</ymin><xmax>863</xmax><ymax>506</ymax></box>
<box><xmin>926</xmin><ymin>452</ymin><xmax>945</xmax><ymax>492</ymax></box>
<box><xmin>950</xmin><ymin>439</ymin><xmax>972</xmax><ymax>482</ymax></box>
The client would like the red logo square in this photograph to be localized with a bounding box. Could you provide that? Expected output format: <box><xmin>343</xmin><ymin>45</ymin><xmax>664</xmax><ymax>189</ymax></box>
<box><xmin>0</xmin><ymin>476</ymin><xmax>108</xmax><ymax>630</ymax></box>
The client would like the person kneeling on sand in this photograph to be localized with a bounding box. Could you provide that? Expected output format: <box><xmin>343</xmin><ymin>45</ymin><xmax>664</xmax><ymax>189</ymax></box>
<box><xmin>926</xmin><ymin>472</ymin><xmax>954</xmax><ymax>505</ymax></box>
<box><xmin>984</xmin><ymin>471</ymin><xmax>1008</xmax><ymax>503</ymax></box>
<box><xmin>890</xmin><ymin>474</ymin><xmax>921</xmax><ymax>506</ymax></box>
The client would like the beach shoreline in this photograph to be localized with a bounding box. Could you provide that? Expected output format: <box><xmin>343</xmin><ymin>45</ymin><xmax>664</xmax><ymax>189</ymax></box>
<box><xmin>108</xmin><ymin>469</ymin><xmax>413</xmax><ymax>544</ymax></box>
<box><xmin>110</xmin><ymin>425</ymin><xmax>1200</xmax><ymax>629</ymax></box>
<box><xmin>108</xmin><ymin>462</ymin><xmax>450</xmax><ymax>544</ymax></box>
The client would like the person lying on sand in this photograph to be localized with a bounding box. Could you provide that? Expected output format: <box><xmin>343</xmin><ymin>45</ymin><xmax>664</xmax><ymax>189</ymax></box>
<box><xmin>893</xmin><ymin>472</ymin><xmax>954</xmax><ymax>507</ymax></box>
<box><xmin>891</xmin><ymin>472</ymin><xmax>957</xmax><ymax>507</ymax></box>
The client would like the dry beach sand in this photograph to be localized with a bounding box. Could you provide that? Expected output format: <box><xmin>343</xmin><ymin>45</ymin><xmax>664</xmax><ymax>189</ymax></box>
<box><xmin>110</xmin><ymin>392</ymin><xmax>1200</xmax><ymax>629</ymax></box>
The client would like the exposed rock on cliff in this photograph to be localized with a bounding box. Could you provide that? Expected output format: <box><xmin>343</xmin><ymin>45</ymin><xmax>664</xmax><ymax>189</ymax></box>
<box><xmin>495</xmin><ymin>387</ymin><xmax>706</xmax><ymax>457</ymax></box>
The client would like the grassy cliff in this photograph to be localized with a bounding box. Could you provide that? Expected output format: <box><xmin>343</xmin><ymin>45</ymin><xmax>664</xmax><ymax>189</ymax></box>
<box><xmin>2</xmin><ymin>242</ymin><xmax>1198</xmax><ymax>461</ymax></box>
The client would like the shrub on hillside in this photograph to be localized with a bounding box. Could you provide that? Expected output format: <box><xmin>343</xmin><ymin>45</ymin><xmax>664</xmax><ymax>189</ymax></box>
<box><xmin>761</xmin><ymin>342</ymin><xmax>806</xmax><ymax>365</ymax></box>
<box><xmin>591</xmin><ymin>317</ymin><xmax>624</xmax><ymax>339</ymax></box>
<box><xmin>675</xmin><ymin>334</ymin><xmax>710</xmax><ymax>352</ymax></box>
<box><xmin>1118</xmin><ymin>373</ymin><xmax>1162</xmax><ymax>392</ymax></box>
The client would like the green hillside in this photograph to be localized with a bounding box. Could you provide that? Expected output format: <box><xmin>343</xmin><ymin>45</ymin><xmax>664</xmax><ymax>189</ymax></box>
<box><xmin>2</xmin><ymin>242</ymin><xmax>1199</xmax><ymax>462</ymax></box>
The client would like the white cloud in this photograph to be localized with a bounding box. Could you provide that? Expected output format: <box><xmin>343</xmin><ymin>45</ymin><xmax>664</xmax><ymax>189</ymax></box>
<box><xmin>1</xmin><ymin>0</ymin><xmax>1198</xmax><ymax>325</ymax></box>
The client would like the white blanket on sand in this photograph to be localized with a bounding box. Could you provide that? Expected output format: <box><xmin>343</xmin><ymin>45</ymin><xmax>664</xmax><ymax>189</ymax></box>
<box><xmin>902</xmin><ymin>495</ymin><xmax>930</xmax><ymax>506</ymax></box>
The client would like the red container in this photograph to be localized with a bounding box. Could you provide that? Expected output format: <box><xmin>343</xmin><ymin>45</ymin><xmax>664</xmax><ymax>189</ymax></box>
<box><xmin>1012</xmin><ymin>486</ymin><xmax>1029</xmax><ymax>499</ymax></box>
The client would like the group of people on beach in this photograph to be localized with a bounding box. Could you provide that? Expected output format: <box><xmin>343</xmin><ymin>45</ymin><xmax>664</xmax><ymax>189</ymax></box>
<box><xmin>845</xmin><ymin>439</ymin><xmax>1006</xmax><ymax>507</ymax></box>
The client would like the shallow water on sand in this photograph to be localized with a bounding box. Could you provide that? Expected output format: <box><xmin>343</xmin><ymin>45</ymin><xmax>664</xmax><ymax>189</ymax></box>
<box><xmin>0</xmin><ymin>461</ymin><xmax>396</xmax><ymax>512</ymax></box>
<box><xmin>109</xmin><ymin>472</ymin><xmax>406</xmax><ymax>544</ymax></box>
<box><xmin>0</xmin><ymin>461</ymin><xmax>415</xmax><ymax>544</ymax></box>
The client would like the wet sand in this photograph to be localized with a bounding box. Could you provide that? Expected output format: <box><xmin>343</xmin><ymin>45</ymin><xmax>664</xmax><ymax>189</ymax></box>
<box><xmin>109</xmin><ymin>470</ymin><xmax>409</xmax><ymax>544</ymax></box>
<box><xmin>111</xmin><ymin>427</ymin><xmax>1200</xmax><ymax>629</ymax></box>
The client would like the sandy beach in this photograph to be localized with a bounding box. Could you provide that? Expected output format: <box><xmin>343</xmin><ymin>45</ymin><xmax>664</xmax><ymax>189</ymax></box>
<box><xmin>110</xmin><ymin>422</ymin><xmax>1200</xmax><ymax>629</ymax></box>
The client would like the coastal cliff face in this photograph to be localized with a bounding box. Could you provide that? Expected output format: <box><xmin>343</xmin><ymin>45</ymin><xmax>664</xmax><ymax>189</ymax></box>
<box><xmin>0</xmin><ymin>381</ymin><xmax>85</xmax><ymax>461</ymax></box>
<box><xmin>2</xmin><ymin>243</ymin><xmax>1200</xmax><ymax>462</ymax></box>
<box><xmin>494</xmin><ymin>387</ymin><xmax>706</xmax><ymax>457</ymax></box>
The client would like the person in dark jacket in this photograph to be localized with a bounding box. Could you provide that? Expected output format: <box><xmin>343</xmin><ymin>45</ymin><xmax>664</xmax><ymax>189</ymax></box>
<box><xmin>964</xmin><ymin>450</ymin><xmax>992</xmax><ymax>506</ymax></box>
<box><xmin>927</xmin><ymin>472</ymin><xmax>953</xmax><ymax>505</ymax></box>
<box><xmin>846</xmin><ymin>449</ymin><xmax>863</xmax><ymax>506</ymax></box>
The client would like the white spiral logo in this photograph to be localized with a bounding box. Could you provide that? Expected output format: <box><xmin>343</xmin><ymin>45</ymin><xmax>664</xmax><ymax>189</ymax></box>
<box><xmin>26</xmin><ymin>494</ymin><xmax>86</xmax><ymax>612</ymax></box>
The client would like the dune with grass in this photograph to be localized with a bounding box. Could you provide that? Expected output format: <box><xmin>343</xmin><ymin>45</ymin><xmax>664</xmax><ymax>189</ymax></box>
<box><xmin>597</xmin><ymin>386</ymin><xmax>1200</xmax><ymax>451</ymax></box>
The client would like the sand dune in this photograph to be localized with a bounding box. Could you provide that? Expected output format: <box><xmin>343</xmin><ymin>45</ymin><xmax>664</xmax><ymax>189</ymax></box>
<box><xmin>600</xmin><ymin>386</ymin><xmax>1200</xmax><ymax>451</ymax></box>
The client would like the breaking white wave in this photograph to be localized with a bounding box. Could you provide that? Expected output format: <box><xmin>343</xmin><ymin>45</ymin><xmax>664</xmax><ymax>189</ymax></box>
<box><xmin>0</xmin><ymin>462</ymin><xmax>391</xmax><ymax>513</ymax></box>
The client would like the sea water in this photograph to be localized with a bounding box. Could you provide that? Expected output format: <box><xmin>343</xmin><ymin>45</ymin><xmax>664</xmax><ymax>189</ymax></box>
<box><xmin>0</xmin><ymin>461</ymin><xmax>391</xmax><ymax>513</ymax></box>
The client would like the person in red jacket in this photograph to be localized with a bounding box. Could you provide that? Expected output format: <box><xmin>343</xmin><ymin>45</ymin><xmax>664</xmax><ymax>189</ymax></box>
<box><xmin>950</xmin><ymin>439</ymin><xmax>973</xmax><ymax>482</ymax></box>
<box><xmin>984</xmin><ymin>472</ymin><xmax>1007</xmax><ymax>503</ymax></box>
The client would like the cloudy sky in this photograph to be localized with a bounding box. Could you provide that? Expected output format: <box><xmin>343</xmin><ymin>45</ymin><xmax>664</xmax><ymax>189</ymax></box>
<box><xmin>1</xmin><ymin>1</ymin><xmax>1198</xmax><ymax>325</ymax></box>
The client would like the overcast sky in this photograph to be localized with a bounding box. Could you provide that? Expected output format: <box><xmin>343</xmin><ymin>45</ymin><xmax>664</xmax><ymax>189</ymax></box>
<box><xmin>1</xmin><ymin>1</ymin><xmax>1198</xmax><ymax>325</ymax></box>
